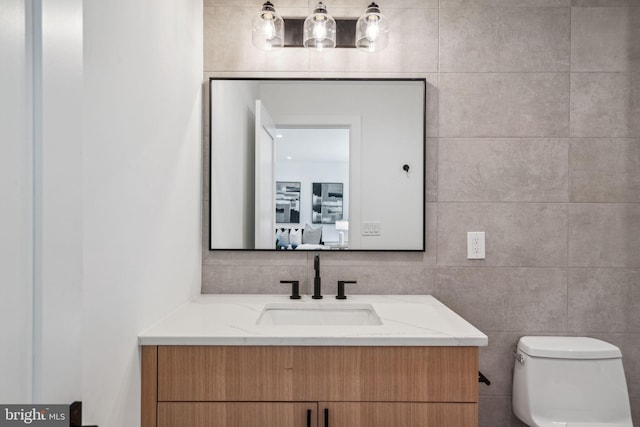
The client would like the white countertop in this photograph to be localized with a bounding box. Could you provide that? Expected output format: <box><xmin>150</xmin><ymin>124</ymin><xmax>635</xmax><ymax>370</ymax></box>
<box><xmin>138</xmin><ymin>294</ymin><xmax>488</xmax><ymax>347</ymax></box>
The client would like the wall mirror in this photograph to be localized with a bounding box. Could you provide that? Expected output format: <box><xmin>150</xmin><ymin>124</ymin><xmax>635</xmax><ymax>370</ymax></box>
<box><xmin>209</xmin><ymin>78</ymin><xmax>425</xmax><ymax>251</ymax></box>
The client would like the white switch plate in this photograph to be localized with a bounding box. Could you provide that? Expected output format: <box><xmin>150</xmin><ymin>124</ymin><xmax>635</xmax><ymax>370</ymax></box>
<box><xmin>467</xmin><ymin>232</ymin><xmax>485</xmax><ymax>259</ymax></box>
<box><xmin>362</xmin><ymin>222</ymin><xmax>381</xmax><ymax>236</ymax></box>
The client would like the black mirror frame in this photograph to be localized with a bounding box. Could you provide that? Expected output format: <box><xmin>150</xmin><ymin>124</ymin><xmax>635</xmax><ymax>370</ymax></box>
<box><xmin>207</xmin><ymin>77</ymin><xmax>426</xmax><ymax>252</ymax></box>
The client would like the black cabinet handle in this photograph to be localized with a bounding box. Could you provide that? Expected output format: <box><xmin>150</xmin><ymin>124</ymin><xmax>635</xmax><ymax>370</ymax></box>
<box><xmin>306</xmin><ymin>409</ymin><xmax>312</xmax><ymax>427</ymax></box>
<box><xmin>336</xmin><ymin>280</ymin><xmax>357</xmax><ymax>300</ymax></box>
<box><xmin>280</xmin><ymin>280</ymin><xmax>301</xmax><ymax>299</ymax></box>
<box><xmin>324</xmin><ymin>408</ymin><xmax>329</xmax><ymax>427</ymax></box>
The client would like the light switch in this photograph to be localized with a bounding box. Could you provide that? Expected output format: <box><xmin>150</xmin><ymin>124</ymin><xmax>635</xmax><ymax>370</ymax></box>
<box><xmin>362</xmin><ymin>222</ymin><xmax>381</xmax><ymax>236</ymax></box>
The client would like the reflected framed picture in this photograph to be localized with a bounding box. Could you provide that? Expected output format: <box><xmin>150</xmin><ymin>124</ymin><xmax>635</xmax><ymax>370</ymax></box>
<box><xmin>275</xmin><ymin>182</ymin><xmax>301</xmax><ymax>223</ymax></box>
<box><xmin>312</xmin><ymin>182</ymin><xmax>343</xmax><ymax>224</ymax></box>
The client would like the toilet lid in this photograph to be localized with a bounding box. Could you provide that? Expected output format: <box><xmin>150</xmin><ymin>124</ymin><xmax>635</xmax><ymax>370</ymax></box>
<box><xmin>518</xmin><ymin>336</ymin><xmax>621</xmax><ymax>359</ymax></box>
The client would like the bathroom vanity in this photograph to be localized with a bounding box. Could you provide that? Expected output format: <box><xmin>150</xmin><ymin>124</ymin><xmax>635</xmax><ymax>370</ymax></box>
<box><xmin>139</xmin><ymin>295</ymin><xmax>487</xmax><ymax>427</ymax></box>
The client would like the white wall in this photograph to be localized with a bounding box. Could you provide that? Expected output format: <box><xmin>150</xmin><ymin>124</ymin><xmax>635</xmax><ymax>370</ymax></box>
<box><xmin>0</xmin><ymin>0</ymin><xmax>202</xmax><ymax>420</ymax></box>
<box><xmin>82</xmin><ymin>0</ymin><xmax>202</xmax><ymax>425</ymax></box>
<box><xmin>210</xmin><ymin>80</ymin><xmax>259</xmax><ymax>249</ymax></box>
<box><xmin>0</xmin><ymin>0</ymin><xmax>33</xmax><ymax>403</ymax></box>
<box><xmin>36</xmin><ymin>0</ymin><xmax>84</xmax><ymax>403</ymax></box>
<box><xmin>0</xmin><ymin>0</ymin><xmax>85</xmax><ymax>405</ymax></box>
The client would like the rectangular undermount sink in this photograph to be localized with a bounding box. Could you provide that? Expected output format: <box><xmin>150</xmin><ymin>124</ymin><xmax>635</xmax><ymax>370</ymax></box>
<box><xmin>256</xmin><ymin>303</ymin><xmax>383</xmax><ymax>326</ymax></box>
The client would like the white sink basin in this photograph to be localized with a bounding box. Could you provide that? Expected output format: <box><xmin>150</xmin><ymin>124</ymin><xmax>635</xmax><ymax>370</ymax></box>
<box><xmin>256</xmin><ymin>303</ymin><xmax>383</xmax><ymax>326</ymax></box>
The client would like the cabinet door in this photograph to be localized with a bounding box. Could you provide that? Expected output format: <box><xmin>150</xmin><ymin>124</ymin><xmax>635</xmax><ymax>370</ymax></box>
<box><xmin>320</xmin><ymin>402</ymin><xmax>477</xmax><ymax>427</ymax></box>
<box><xmin>158</xmin><ymin>402</ymin><xmax>318</xmax><ymax>427</ymax></box>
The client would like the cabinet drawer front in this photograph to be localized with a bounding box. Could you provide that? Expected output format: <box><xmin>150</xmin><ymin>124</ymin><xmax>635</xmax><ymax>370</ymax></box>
<box><xmin>295</xmin><ymin>347</ymin><xmax>478</xmax><ymax>402</ymax></box>
<box><xmin>158</xmin><ymin>346</ymin><xmax>295</xmax><ymax>401</ymax></box>
<box><xmin>321</xmin><ymin>402</ymin><xmax>477</xmax><ymax>427</ymax></box>
<box><xmin>158</xmin><ymin>346</ymin><xmax>478</xmax><ymax>403</ymax></box>
<box><xmin>158</xmin><ymin>402</ymin><xmax>318</xmax><ymax>427</ymax></box>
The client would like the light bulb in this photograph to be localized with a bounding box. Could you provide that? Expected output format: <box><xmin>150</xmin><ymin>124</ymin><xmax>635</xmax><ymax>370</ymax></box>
<box><xmin>313</xmin><ymin>20</ymin><xmax>327</xmax><ymax>42</ymax></box>
<box><xmin>365</xmin><ymin>16</ymin><xmax>380</xmax><ymax>41</ymax></box>
<box><xmin>262</xmin><ymin>15</ymin><xmax>276</xmax><ymax>40</ymax></box>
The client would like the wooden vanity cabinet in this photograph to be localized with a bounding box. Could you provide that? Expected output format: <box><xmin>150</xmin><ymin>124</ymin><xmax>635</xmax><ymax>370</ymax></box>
<box><xmin>142</xmin><ymin>345</ymin><xmax>479</xmax><ymax>427</ymax></box>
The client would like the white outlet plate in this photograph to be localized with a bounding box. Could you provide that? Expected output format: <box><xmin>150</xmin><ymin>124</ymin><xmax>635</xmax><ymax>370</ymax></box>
<box><xmin>467</xmin><ymin>232</ymin><xmax>485</xmax><ymax>259</ymax></box>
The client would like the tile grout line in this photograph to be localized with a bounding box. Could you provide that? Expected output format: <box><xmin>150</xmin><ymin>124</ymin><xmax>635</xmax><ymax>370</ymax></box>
<box><xmin>435</xmin><ymin>0</ymin><xmax>441</xmax><ymax>270</ymax></box>
<box><xmin>567</xmin><ymin>5</ymin><xmax>572</xmax><ymax>331</ymax></box>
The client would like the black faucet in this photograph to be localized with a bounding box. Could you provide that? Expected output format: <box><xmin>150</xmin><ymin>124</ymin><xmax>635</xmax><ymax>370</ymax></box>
<box><xmin>336</xmin><ymin>280</ymin><xmax>357</xmax><ymax>300</ymax></box>
<box><xmin>312</xmin><ymin>253</ymin><xmax>322</xmax><ymax>299</ymax></box>
<box><xmin>280</xmin><ymin>280</ymin><xmax>301</xmax><ymax>299</ymax></box>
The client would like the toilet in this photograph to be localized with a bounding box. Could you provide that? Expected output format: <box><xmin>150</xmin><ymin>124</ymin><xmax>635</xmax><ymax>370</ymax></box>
<box><xmin>512</xmin><ymin>336</ymin><xmax>633</xmax><ymax>427</ymax></box>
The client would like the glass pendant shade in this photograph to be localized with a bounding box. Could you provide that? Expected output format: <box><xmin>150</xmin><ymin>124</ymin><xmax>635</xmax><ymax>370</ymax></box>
<box><xmin>303</xmin><ymin>2</ymin><xmax>336</xmax><ymax>51</ymax></box>
<box><xmin>355</xmin><ymin>2</ymin><xmax>389</xmax><ymax>52</ymax></box>
<box><xmin>252</xmin><ymin>1</ymin><xmax>284</xmax><ymax>51</ymax></box>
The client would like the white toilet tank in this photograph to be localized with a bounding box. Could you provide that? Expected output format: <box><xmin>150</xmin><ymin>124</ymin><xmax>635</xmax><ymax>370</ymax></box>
<box><xmin>512</xmin><ymin>336</ymin><xmax>633</xmax><ymax>427</ymax></box>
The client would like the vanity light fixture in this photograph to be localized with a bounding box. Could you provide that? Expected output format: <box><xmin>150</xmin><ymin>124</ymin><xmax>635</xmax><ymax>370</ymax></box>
<box><xmin>303</xmin><ymin>2</ymin><xmax>337</xmax><ymax>51</ymax></box>
<box><xmin>251</xmin><ymin>1</ymin><xmax>285</xmax><ymax>51</ymax></box>
<box><xmin>251</xmin><ymin>2</ymin><xmax>389</xmax><ymax>52</ymax></box>
<box><xmin>355</xmin><ymin>2</ymin><xmax>389</xmax><ymax>52</ymax></box>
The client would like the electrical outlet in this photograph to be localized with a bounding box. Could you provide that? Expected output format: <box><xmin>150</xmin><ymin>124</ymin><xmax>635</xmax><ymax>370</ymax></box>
<box><xmin>467</xmin><ymin>232</ymin><xmax>485</xmax><ymax>259</ymax></box>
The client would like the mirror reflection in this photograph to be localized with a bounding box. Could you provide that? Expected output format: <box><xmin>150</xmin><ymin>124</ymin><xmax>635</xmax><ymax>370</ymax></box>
<box><xmin>209</xmin><ymin>78</ymin><xmax>425</xmax><ymax>251</ymax></box>
<box><xmin>274</xmin><ymin>128</ymin><xmax>349</xmax><ymax>249</ymax></box>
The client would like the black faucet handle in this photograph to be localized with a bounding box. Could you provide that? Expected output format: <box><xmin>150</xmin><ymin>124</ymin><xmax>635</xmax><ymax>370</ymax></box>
<box><xmin>336</xmin><ymin>280</ymin><xmax>357</xmax><ymax>300</ymax></box>
<box><xmin>280</xmin><ymin>280</ymin><xmax>301</xmax><ymax>299</ymax></box>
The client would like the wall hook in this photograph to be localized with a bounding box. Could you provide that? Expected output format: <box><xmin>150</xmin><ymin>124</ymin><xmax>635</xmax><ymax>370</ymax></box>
<box><xmin>403</xmin><ymin>164</ymin><xmax>410</xmax><ymax>173</ymax></box>
<box><xmin>478</xmin><ymin>371</ymin><xmax>491</xmax><ymax>386</ymax></box>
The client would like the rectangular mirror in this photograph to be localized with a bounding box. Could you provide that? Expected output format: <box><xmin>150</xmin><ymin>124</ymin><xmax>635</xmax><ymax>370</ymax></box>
<box><xmin>209</xmin><ymin>78</ymin><xmax>425</xmax><ymax>251</ymax></box>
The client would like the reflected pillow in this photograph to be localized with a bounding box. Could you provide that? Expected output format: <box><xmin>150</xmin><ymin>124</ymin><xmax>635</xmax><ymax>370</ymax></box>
<box><xmin>289</xmin><ymin>228</ymin><xmax>302</xmax><ymax>247</ymax></box>
<box><xmin>276</xmin><ymin>229</ymin><xmax>290</xmax><ymax>247</ymax></box>
<box><xmin>302</xmin><ymin>224</ymin><xmax>322</xmax><ymax>245</ymax></box>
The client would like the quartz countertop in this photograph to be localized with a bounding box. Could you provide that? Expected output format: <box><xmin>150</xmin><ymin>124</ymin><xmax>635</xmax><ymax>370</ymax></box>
<box><xmin>138</xmin><ymin>294</ymin><xmax>488</xmax><ymax>346</ymax></box>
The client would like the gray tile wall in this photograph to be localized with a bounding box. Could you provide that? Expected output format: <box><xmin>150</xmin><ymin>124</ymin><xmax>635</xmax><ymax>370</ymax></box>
<box><xmin>201</xmin><ymin>2</ymin><xmax>640</xmax><ymax>425</ymax></box>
